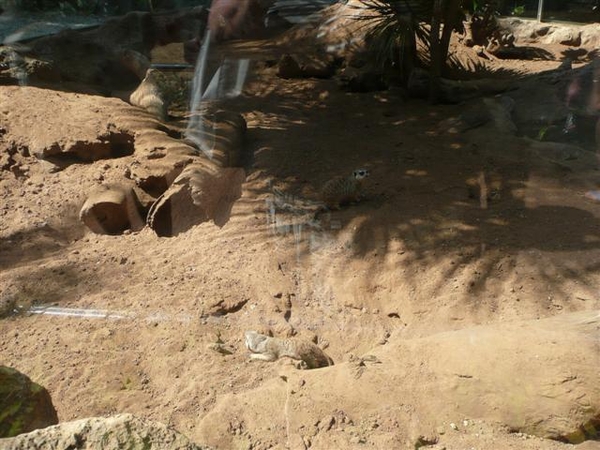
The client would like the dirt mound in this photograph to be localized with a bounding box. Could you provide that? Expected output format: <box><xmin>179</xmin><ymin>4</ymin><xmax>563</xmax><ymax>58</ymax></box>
<box><xmin>2</xmin><ymin>12</ymin><xmax>600</xmax><ymax>450</ymax></box>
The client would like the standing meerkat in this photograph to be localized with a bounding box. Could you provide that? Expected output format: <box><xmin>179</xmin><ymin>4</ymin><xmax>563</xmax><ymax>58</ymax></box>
<box><xmin>129</xmin><ymin>69</ymin><xmax>170</xmax><ymax>121</ymax></box>
<box><xmin>245</xmin><ymin>331</ymin><xmax>334</xmax><ymax>369</ymax></box>
<box><xmin>321</xmin><ymin>168</ymin><xmax>370</xmax><ymax>210</ymax></box>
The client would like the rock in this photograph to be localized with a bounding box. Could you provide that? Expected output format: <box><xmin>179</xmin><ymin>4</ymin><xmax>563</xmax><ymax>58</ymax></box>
<box><xmin>497</xmin><ymin>18</ymin><xmax>599</xmax><ymax>48</ymax></box>
<box><xmin>439</xmin><ymin>102</ymin><xmax>492</xmax><ymax>133</ymax></box>
<box><xmin>0</xmin><ymin>46</ymin><xmax>61</xmax><ymax>86</ymax></box>
<box><xmin>0</xmin><ymin>366</ymin><xmax>59</xmax><ymax>438</ymax></box>
<box><xmin>0</xmin><ymin>7</ymin><xmax>208</xmax><ymax>92</ymax></box>
<box><xmin>527</xmin><ymin>140</ymin><xmax>598</xmax><ymax>171</ymax></box>
<box><xmin>0</xmin><ymin>413</ymin><xmax>212</xmax><ymax>449</ymax></box>
<box><xmin>483</xmin><ymin>96</ymin><xmax>518</xmax><ymax>135</ymax></box>
<box><xmin>79</xmin><ymin>184</ymin><xmax>147</xmax><ymax>235</ymax></box>
<box><xmin>407</xmin><ymin>68</ymin><xmax>515</xmax><ymax>103</ymax></box>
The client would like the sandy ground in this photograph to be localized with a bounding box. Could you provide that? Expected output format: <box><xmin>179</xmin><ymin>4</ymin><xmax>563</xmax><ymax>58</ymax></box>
<box><xmin>1</xmin><ymin>21</ymin><xmax>600</xmax><ymax>449</ymax></box>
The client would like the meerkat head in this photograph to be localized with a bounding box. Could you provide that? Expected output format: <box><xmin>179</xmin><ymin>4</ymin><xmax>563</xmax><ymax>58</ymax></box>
<box><xmin>353</xmin><ymin>169</ymin><xmax>370</xmax><ymax>180</ymax></box>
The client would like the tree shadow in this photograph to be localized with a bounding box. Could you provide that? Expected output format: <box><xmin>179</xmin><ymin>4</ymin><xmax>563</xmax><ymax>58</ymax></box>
<box><xmin>0</xmin><ymin>221</ymin><xmax>85</xmax><ymax>271</ymax></box>
<box><xmin>2</xmin><ymin>262</ymin><xmax>96</xmax><ymax>313</ymax></box>
<box><xmin>215</xmin><ymin>60</ymin><xmax>600</xmax><ymax>312</ymax></box>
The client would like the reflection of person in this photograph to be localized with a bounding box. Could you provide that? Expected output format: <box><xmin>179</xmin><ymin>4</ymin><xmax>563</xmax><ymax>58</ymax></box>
<box><xmin>592</xmin><ymin>60</ymin><xmax>600</xmax><ymax>152</ymax></box>
<box><xmin>565</xmin><ymin>58</ymin><xmax>600</xmax><ymax>149</ymax></box>
<box><xmin>583</xmin><ymin>58</ymin><xmax>600</xmax><ymax>201</ymax></box>
<box><xmin>207</xmin><ymin>0</ymin><xmax>269</xmax><ymax>42</ymax></box>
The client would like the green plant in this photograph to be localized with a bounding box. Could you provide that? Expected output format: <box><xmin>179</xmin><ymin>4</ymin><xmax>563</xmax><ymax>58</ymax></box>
<box><xmin>537</xmin><ymin>125</ymin><xmax>549</xmax><ymax>141</ymax></box>
<box><xmin>352</xmin><ymin>1</ymin><xmax>431</xmax><ymax>64</ymax></box>
<box><xmin>511</xmin><ymin>4</ymin><xmax>525</xmax><ymax>15</ymax></box>
<box><xmin>350</xmin><ymin>0</ymin><xmax>465</xmax><ymax>102</ymax></box>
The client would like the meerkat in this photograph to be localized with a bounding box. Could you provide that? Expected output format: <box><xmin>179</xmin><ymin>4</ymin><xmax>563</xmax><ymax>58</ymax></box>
<box><xmin>129</xmin><ymin>68</ymin><xmax>170</xmax><ymax>121</ymax></box>
<box><xmin>321</xmin><ymin>168</ymin><xmax>370</xmax><ymax>210</ymax></box>
<box><xmin>245</xmin><ymin>331</ymin><xmax>334</xmax><ymax>369</ymax></box>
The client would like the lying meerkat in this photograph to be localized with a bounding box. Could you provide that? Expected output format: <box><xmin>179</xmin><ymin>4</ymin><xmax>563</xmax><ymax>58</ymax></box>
<box><xmin>245</xmin><ymin>331</ymin><xmax>334</xmax><ymax>369</ymax></box>
<box><xmin>321</xmin><ymin>168</ymin><xmax>370</xmax><ymax>210</ymax></box>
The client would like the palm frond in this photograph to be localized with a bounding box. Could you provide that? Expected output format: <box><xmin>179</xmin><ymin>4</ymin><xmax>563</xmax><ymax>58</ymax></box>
<box><xmin>348</xmin><ymin>0</ymin><xmax>432</xmax><ymax>69</ymax></box>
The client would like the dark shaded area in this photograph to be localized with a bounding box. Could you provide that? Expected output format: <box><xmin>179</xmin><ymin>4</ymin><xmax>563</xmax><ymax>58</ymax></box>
<box><xmin>215</xmin><ymin>52</ymin><xmax>600</xmax><ymax>307</ymax></box>
<box><xmin>209</xmin><ymin>298</ymin><xmax>249</xmax><ymax>316</ymax></box>
<box><xmin>41</xmin><ymin>131</ymin><xmax>135</xmax><ymax>168</ymax></box>
<box><xmin>0</xmin><ymin>222</ymin><xmax>84</xmax><ymax>271</ymax></box>
<box><xmin>136</xmin><ymin>174</ymin><xmax>170</xmax><ymax>198</ymax></box>
<box><xmin>0</xmin><ymin>256</ymin><xmax>106</xmax><ymax>320</ymax></box>
<box><xmin>493</xmin><ymin>46</ymin><xmax>555</xmax><ymax>60</ymax></box>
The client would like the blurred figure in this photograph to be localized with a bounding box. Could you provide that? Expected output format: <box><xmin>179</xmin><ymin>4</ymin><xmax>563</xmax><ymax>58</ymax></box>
<box><xmin>592</xmin><ymin>60</ymin><xmax>600</xmax><ymax>152</ymax></box>
<box><xmin>207</xmin><ymin>0</ymin><xmax>272</xmax><ymax>42</ymax></box>
<box><xmin>565</xmin><ymin>58</ymin><xmax>600</xmax><ymax>150</ymax></box>
<box><xmin>571</xmin><ymin>58</ymin><xmax>600</xmax><ymax>201</ymax></box>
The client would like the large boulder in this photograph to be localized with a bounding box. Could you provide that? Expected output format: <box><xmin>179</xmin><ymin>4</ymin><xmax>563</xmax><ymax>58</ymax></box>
<box><xmin>0</xmin><ymin>414</ymin><xmax>212</xmax><ymax>450</ymax></box>
<box><xmin>0</xmin><ymin>366</ymin><xmax>59</xmax><ymax>438</ymax></box>
<box><xmin>497</xmin><ymin>18</ymin><xmax>600</xmax><ymax>49</ymax></box>
<box><xmin>0</xmin><ymin>7</ymin><xmax>208</xmax><ymax>92</ymax></box>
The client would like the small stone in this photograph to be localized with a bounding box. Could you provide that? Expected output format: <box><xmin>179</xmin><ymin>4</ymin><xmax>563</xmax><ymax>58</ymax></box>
<box><xmin>450</xmin><ymin>423</ymin><xmax>458</xmax><ymax>431</ymax></box>
<box><xmin>349</xmin><ymin>436</ymin><xmax>361</xmax><ymax>444</ymax></box>
<box><xmin>318</xmin><ymin>415</ymin><xmax>335</xmax><ymax>432</ymax></box>
<box><xmin>302</xmin><ymin>436</ymin><xmax>311</xmax><ymax>447</ymax></box>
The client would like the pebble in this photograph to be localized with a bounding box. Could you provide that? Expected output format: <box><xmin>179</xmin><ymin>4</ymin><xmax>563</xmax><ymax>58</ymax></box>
<box><xmin>450</xmin><ymin>423</ymin><xmax>458</xmax><ymax>431</ymax></box>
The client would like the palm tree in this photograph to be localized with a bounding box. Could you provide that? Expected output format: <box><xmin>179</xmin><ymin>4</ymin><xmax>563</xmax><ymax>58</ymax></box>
<box><xmin>353</xmin><ymin>0</ymin><xmax>465</xmax><ymax>103</ymax></box>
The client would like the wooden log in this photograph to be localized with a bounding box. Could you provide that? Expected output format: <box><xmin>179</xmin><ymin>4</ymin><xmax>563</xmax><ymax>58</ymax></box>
<box><xmin>147</xmin><ymin>163</ymin><xmax>245</xmax><ymax>236</ymax></box>
<box><xmin>79</xmin><ymin>184</ymin><xmax>146</xmax><ymax>235</ymax></box>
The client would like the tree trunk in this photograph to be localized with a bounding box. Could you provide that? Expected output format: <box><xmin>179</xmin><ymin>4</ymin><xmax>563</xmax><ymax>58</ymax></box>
<box><xmin>428</xmin><ymin>0</ymin><xmax>444</xmax><ymax>103</ymax></box>
<box><xmin>429</xmin><ymin>0</ymin><xmax>464</xmax><ymax>103</ymax></box>
<box><xmin>439</xmin><ymin>0</ymin><xmax>462</xmax><ymax>75</ymax></box>
<box><xmin>400</xmin><ymin>30</ymin><xmax>417</xmax><ymax>87</ymax></box>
